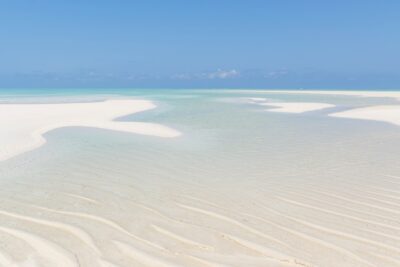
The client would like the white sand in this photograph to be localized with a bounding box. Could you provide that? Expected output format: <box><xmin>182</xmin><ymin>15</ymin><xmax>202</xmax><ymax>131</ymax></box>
<box><xmin>244</xmin><ymin>90</ymin><xmax>400</xmax><ymax>126</ymax></box>
<box><xmin>0</xmin><ymin>99</ymin><xmax>181</xmax><ymax>162</ymax></box>
<box><xmin>330</xmin><ymin>105</ymin><xmax>400</xmax><ymax>126</ymax></box>
<box><xmin>245</xmin><ymin>97</ymin><xmax>335</xmax><ymax>113</ymax></box>
<box><xmin>260</xmin><ymin>102</ymin><xmax>335</xmax><ymax>113</ymax></box>
<box><xmin>0</xmin><ymin>93</ymin><xmax>399</xmax><ymax>266</ymax></box>
<box><xmin>282</xmin><ymin>90</ymin><xmax>400</xmax><ymax>126</ymax></box>
<box><xmin>264</xmin><ymin>90</ymin><xmax>400</xmax><ymax>126</ymax></box>
<box><xmin>247</xmin><ymin>97</ymin><xmax>269</xmax><ymax>103</ymax></box>
<box><xmin>242</xmin><ymin>90</ymin><xmax>400</xmax><ymax>100</ymax></box>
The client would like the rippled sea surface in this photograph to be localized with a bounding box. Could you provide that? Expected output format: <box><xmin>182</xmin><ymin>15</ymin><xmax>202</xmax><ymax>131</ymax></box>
<box><xmin>0</xmin><ymin>89</ymin><xmax>399</xmax><ymax>267</ymax></box>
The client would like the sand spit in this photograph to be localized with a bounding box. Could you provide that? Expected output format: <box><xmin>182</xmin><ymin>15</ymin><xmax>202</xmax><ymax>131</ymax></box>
<box><xmin>240</xmin><ymin>90</ymin><xmax>400</xmax><ymax>101</ymax></box>
<box><xmin>261</xmin><ymin>90</ymin><xmax>400</xmax><ymax>126</ymax></box>
<box><xmin>261</xmin><ymin>102</ymin><xmax>335</xmax><ymax>113</ymax></box>
<box><xmin>245</xmin><ymin>91</ymin><xmax>400</xmax><ymax>126</ymax></box>
<box><xmin>0</xmin><ymin>99</ymin><xmax>181</xmax><ymax>162</ymax></box>
<box><xmin>246</xmin><ymin>97</ymin><xmax>334</xmax><ymax>113</ymax></box>
<box><xmin>330</xmin><ymin>105</ymin><xmax>400</xmax><ymax>126</ymax></box>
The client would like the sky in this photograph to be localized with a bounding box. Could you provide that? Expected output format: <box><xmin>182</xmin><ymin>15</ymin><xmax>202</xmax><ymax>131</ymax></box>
<box><xmin>0</xmin><ymin>0</ymin><xmax>399</xmax><ymax>89</ymax></box>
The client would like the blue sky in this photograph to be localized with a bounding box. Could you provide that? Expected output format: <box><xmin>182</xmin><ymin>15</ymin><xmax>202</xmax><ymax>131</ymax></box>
<box><xmin>0</xmin><ymin>1</ymin><xmax>399</xmax><ymax>89</ymax></box>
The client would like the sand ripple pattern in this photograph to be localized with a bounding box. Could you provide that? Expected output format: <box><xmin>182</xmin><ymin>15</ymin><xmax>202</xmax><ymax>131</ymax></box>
<box><xmin>1</xmin><ymin>93</ymin><xmax>400</xmax><ymax>266</ymax></box>
<box><xmin>0</xmin><ymin>171</ymin><xmax>399</xmax><ymax>267</ymax></box>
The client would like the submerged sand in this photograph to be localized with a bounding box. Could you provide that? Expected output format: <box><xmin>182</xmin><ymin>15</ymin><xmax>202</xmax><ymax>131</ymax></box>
<box><xmin>245</xmin><ymin>91</ymin><xmax>400</xmax><ymax>127</ymax></box>
<box><xmin>330</xmin><ymin>105</ymin><xmax>400</xmax><ymax>126</ymax></box>
<box><xmin>246</xmin><ymin>98</ymin><xmax>335</xmax><ymax>113</ymax></box>
<box><xmin>0</xmin><ymin>92</ymin><xmax>399</xmax><ymax>267</ymax></box>
<box><xmin>0</xmin><ymin>99</ymin><xmax>181</xmax><ymax>162</ymax></box>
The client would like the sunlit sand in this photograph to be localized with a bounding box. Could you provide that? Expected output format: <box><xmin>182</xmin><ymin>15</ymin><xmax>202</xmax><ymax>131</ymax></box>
<box><xmin>0</xmin><ymin>99</ymin><xmax>181</xmax><ymax>162</ymax></box>
<box><xmin>0</xmin><ymin>91</ymin><xmax>399</xmax><ymax>267</ymax></box>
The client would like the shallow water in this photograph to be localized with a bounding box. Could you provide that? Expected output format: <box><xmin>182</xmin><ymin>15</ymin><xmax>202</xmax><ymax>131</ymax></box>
<box><xmin>0</xmin><ymin>89</ymin><xmax>399</xmax><ymax>267</ymax></box>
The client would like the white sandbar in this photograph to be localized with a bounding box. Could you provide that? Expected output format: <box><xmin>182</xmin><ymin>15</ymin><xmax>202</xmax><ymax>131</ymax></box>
<box><xmin>261</xmin><ymin>90</ymin><xmax>400</xmax><ymax>126</ymax></box>
<box><xmin>330</xmin><ymin>105</ymin><xmax>400</xmax><ymax>126</ymax></box>
<box><xmin>277</xmin><ymin>90</ymin><xmax>400</xmax><ymax>126</ymax></box>
<box><xmin>260</xmin><ymin>102</ymin><xmax>335</xmax><ymax>113</ymax></box>
<box><xmin>244</xmin><ymin>90</ymin><xmax>400</xmax><ymax>126</ymax></box>
<box><xmin>241</xmin><ymin>90</ymin><xmax>400</xmax><ymax>100</ymax></box>
<box><xmin>245</xmin><ymin>97</ymin><xmax>335</xmax><ymax>113</ymax></box>
<box><xmin>0</xmin><ymin>99</ymin><xmax>181</xmax><ymax>162</ymax></box>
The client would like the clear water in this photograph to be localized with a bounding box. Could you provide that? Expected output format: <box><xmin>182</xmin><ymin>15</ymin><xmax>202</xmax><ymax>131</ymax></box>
<box><xmin>0</xmin><ymin>89</ymin><xmax>399</xmax><ymax>267</ymax></box>
<box><xmin>2</xmin><ymin>89</ymin><xmax>399</xmax><ymax>183</ymax></box>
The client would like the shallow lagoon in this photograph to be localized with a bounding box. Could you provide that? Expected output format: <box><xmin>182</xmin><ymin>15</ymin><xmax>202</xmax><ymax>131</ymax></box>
<box><xmin>0</xmin><ymin>89</ymin><xmax>399</xmax><ymax>267</ymax></box>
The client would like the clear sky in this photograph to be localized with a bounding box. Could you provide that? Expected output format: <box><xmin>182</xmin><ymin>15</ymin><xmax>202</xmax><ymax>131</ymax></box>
<box><xmin>1</xmin><ymin>1</ymin><xmax>399</xmax><ymax>89</ymax></box>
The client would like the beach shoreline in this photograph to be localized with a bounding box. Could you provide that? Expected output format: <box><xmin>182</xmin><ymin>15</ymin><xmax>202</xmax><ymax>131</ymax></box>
<box><xmin>234</xmin><ymin>89</ymin><xmax>400</xmax><ymax>100</ymax></box>
<box><xmin>0</xmin><ymin>90</ymin><xmax>399</xmax><ymax>267</ymax></box>
<box><xmin>246</xmin><ymin>97</ymin><xmax>335</xmax><ymax>113</ymax></box>
<box><xmin>241</xmin><ymin>90</ymin><xmax>400</xmax><ymax>127</ymax></box>
<box><xmin>0</xmin><ymin>99</ymin><xmax>181</xmax><ymax>162</ymax></box>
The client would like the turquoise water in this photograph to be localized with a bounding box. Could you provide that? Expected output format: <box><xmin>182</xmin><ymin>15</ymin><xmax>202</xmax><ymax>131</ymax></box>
<box><xmin>3</xmin><ymin>89</ymin><xmax>399</xmax><ymax>181</ymax></box>
<box><xmin>0</xmin><ymin>89</ymin><xmax>399</xmax><ymax>267</ymax></box>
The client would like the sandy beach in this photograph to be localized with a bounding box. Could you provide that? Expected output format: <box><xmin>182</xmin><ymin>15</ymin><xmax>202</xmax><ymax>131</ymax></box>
<box><xmin>247</xmin><ymin>90</ymin><xmax>400</xmax><ymax>100</ymax></box>
<box><xmin>246</xmin><ymin>98</ymin><xmax>335</xmax><ymax>113</ymax></box>
<box><xmin>279</xmin><ymin>90</ymin><xmax>400</xmax><ymax>126</ymax></box>
<box><xmin>261</xmin><ymin>102</ymin><xmax>335</xmax><ymax>113</ymax></box>
<box><xmin>244</xmin><ymin>90</ymin><xmax>400</xmax><ymax>127</ymax></box>
<box><xmin>0</xmin><ymin>99</ymin><xmax>181</xmax><ymax>162</ymax></box>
